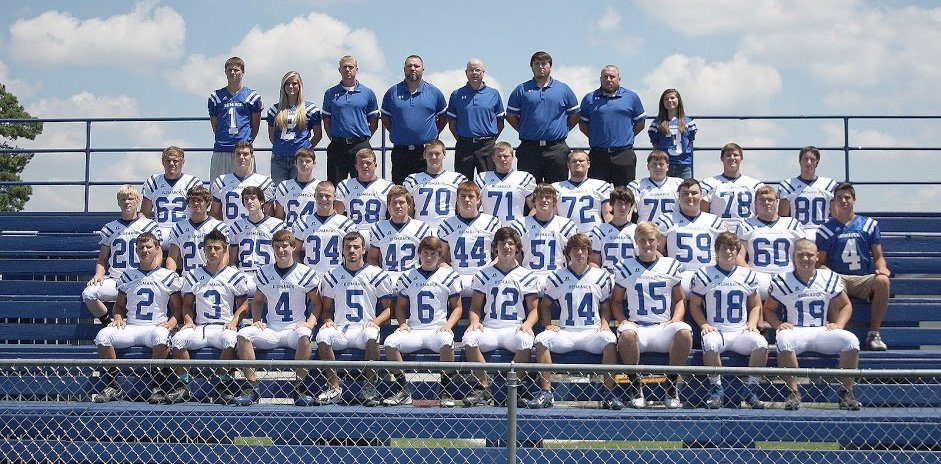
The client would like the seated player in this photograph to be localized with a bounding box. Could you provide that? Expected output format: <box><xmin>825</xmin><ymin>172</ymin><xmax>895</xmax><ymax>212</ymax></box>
<box><xmin>552</xmin><ymin>149</ymin><xmax>613</xmax><ymax>234</ymax></box>
<box><xmin>628</xmin><ymin>150</ymin><xmax>683</xmax><ymax>223</ymax></box>
<box><xmin>335</xmin><ymin>148</ymin><xmax>394</xmax><ymax>244</ymax></box>
<box><xmin>656</xmin><ymin>178</ymin><xmax>725</xmax><ymax>294</ymax></box>
<box><xmin>403</xmin><ymin>139</ymin><xmax>467</xmax><ymax>231</ymax></box>
<box><xmin>273</xmin><ymin>147</ymin><xmax>318</xmax><ymax>228</ymax></box>
<box><xmin>316</xmin><ymin>232</ymin><xmax>395</xmax><ymax>405</ymax></box>
<box><xmin>700</xmin><ymin>143</ymin><xmax>761</xmax><ymax>232</ymax></box>
<box><xmin>166</xmin><ymin>186</ymin><xmax>229</xmax><ymax>273</ymax></box>
<box><xmin>233</xmin><ymin>230</ymin><xmax>321</xmax><ymax>406</ymax></box>
<box><xmin>368</xmin><ymin>186</ymin><xmax>433</xmax><ymax>285</ymax></box>
<box><xmin>777</xmin><ymin>146</ymin><xmax>838</xmax><ymax>240</ymax></box>
<box><xmin>437</xmin><ymin>181</ymin><xmax>501</xmax><ymax>296</ymax></box>
<box><xmin>475</xmin><ymin>141</ymin><xmax>536</xmax><ymax>227</ymax></box>
<box><xmin>763</xmin><ymin>239</ymin><xmax>861</xmax><ymax>411</ymax></box>
<box><xmin>816</xmin><ymin>183</ymin><xmax>891</xmax><ymax>351</ymax></box>
<box><xmin>210</xmin><ymin>140</ymin><xmax>275</xmax><ymax>227</ymax></box>
<box><xmin>688</xmin><ymin>232</ymin><xmax>768</xmax><ymax>409</ymax></box>
<box><xmin>292</xmin><ymin>181</ymin><xmax>356</xmax><ymax>276</ymax></box>
<box><xmin>227</xmin><ymin>186</ymin><xmax>287</xmax><ymax>288</ymax></box>
<box><xmin>738</xmin><ymin>184</ymin><xmax>807</xmax><ymax>299</ymax></box>
<box><xmin>529</xmin><ymin>234</ymin><xmax>622</xmax><ymax>410</ymax></box>
<box><xmin>610</xmin><ymin>222</ymin><xmax>691</xmax><ymax>408</ymax></box>
<box><xmin>509</xmin><ymin>184</ymin><xmax>578</xmax><ymax>290</ymax></box>
<box><xmin>140</xmin><ymin>146</ymin><xmax>202</xmax><ymax>247</ymax></box>
<box><xmin>382</xmin><ymin>237</ymin><xmax>463</xmax><ymax>407</ymax></box>
<box><xmin>83</xmin><ymin>185</ymin><xmax>159</xmax><ymax>326</ymax></box>
<box><xmin>167</xmin><ymin>229</ymin><xmax>251</xmax><ymax>404</ymax></box>
<box><xmin>589</xmin><ymin>186</ymin><xmax>637</xmax><ymax>273</ymax></box>
<box><xmin>93</xmin><ymin>232</ymin><xmax>181</xmax><ymax>403</ymax></box>
<box><xmin>463</xmin><ymin>227</ymin><xmax>539</xmax><ymax>406</ymax></box>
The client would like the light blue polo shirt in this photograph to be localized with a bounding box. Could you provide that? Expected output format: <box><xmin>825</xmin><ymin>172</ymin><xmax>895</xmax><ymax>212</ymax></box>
<box><xmin>579</xmin><ymin>87</ymin><xmax>646</xmax><ymax>148</ymax></box>
<box><xmin>446</xmin><ymin>83</ymin><xmax>505</xmax><ymax>138</ymax></box>
<box><xmin>321</xmin><ymin>82</ymin><xmax>380</xmax><ymax>139</ymax></box>
<box><xmin>380</xmin><ymin>80</ymin><xmax>447</xmax><ymax>146</ymax></box>
<box><xmin>506</xmin><ymin>77</ymin><xmax>579</xmax><ymax>141</ymax></box>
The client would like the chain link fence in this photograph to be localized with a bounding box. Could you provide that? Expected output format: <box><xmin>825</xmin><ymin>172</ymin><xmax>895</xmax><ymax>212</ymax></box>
<box><xmin>1</xmin><ymin>359</ymin><xmax>939</xmax><ymax>463</ymax></box>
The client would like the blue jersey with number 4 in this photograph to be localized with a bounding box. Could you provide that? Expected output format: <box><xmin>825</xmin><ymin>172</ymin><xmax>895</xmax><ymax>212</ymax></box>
<box><xmin>816</xmin><ymin>215</ymin><xmax>881</xmax><ymax>275</ymax></box>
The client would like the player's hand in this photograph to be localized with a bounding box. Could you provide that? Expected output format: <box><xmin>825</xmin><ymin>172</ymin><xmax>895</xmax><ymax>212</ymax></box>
<box><xmin>745</xmin><ymin>326</ymin><xmax>759</xmax><ymax>333</ymax></box>
<box><xmin>322</xmin><ymin>320</ymin><xmax>337</xmax><ymax>329</ymax></box>
<box><xmin>184</xmin><ymin>322</ymin><xmax>196</xmax><ymax>329</ymax></box>
<box><xmin>396</xmin><ymin>322</ymin><xmax>411</xmax><ymax>332</ymax></box>
<box><xmin>468</xmin><ymin>322</ymin><xmax>483</xmax><ymax>332</ymax></box>
<box><xmin>545</xmin><ymin>323</ymin><xmax>560</xmax><ymax>333</ymax></box>
<box><xmin>517</xmin><ymin>325</ymin><xmax>534</xmax><ymax>336</ymax></box>
<box><xmin>158</xmin><ymin>321</ymin><xmax>172</xmax><ymax>329</ymax></box>
<box><xmin>87</xmin><ymin>275</ymin><xmax>104</xmax><ymax>287</ymax></box>
<box><xmin>110</xmin><ymin>317</ymin><xmax>126</xmax><ymax>328</ymax></box>
<box><xmin>777</xmin><ymin>322</ymin><xmax>794</xmax><ymax>331</ymax></box>
<box><xmin>365</xmin><ymin>320</ymin><xmax>379</xmax><ymax>329</ymax></box>
<box><xmin>825</xmin><ymin>323</ymin><xmax>841</xmax><ymax>331</ymax></box>
<box><xmin>597</xmin><ymin>322</ymin><xmax>612</xmax><ymax>333</ymax></box>
<box><xmin>224</xmin><ymin>322</ymin><xmax>239</xmax><ymax>331</ymax></box>
<box><xmin>875</xmin><ymin>267</ymin><xmax>891</xmax><ymax>277</ymax></box>
<box><xmin>437</xmin><ymin>326</ymin><xmax>453</xmax><ymax>334</ymax></box>
<box><xmin>253</xmin><ymin>320</ymin><xmax>267</xmax><ymax>330</ymax></box>
<box><xmin>700</xmin><ymin>323</ymin><xmax>717</xmax><ymax>334</ymax></box>
<box><xmin>618</xmin><ymin>321</ymin><xmax>634</xmax><ymax>333</ymax></box>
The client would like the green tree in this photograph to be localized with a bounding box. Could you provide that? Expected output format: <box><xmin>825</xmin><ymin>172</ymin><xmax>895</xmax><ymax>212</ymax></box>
<box><xmin>0</xmin><ymin>84</ymin><xmax>42</xmax><ymax>211</ymax></box>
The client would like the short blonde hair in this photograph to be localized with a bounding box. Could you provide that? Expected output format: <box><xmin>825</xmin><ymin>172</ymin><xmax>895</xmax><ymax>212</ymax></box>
<box><xmin>117</xmin><ymin>185</ymin><xmax>140</xmax><ymax>200</ymax></box>
<box><xmin>634</xmin><ymin>221</ymin><xmax>661</xmax><ymax>240</ymax></box>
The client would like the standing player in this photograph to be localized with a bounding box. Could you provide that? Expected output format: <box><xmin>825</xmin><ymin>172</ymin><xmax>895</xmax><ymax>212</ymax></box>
<box><xmin>233</xmin><ymin>230</ymin><xmax>321</xmax><ymax>406</ymax></box>
<box><xmin>700</xmin><ymin>143</ymin><xmax>761</xmax><ymax>232</ymax></box>
<box><xmin>447</xmin><ymin>58</ymin><xmax>504</xmax><ymax>179</ymax></box>
<box><xmin>475</xmin><ymin>142</ymin><xmax>536</xmax><ymax>227</ymax></box>
<box><xmin>335</xmin><ymin>148</ymin><xmax>394</xmax><ymax>244</ymax></box>
<box><xmin>227</xmin><ymin>186</ymin><xmax>287</xmax><ymax>289</ymax></box>
<box><xmin>509</xmin><ymin>184</ymin><xmax>578</xmax><ymax>290</ymax></box>
<box><xmin>293</xmin><ymin>181</ymin><xmax>356</xmax><ymax>276</ymax></box>
<box><xmin>93</xmin><ymin>232</ymin><xmax>181</xmax><ymax>403</ymax></box>
<box><xmin>816</xmin><ymin>183</ymin><xmax>891</xmax><ymax>350</ymax></box>
<box><xmin>168</xmin><ymin>229</ymin><xmax>251</xmax><ymax>404</ymax></box>
<box><xmin>166</xmin><ymin>186</ymin><xmax>229</xmax><ymax>273</ymax></box>
<box><xmin>317</xmin><ymin>232</ymin><xmax>396</xmax><ymax>405</ymax></box>
<box><xmin>528</xmin><ymin>234</ymin><xmax>622</xmax><ymax>410</ymax></box>
<box><xmin>208</xmin><ymin>56</ymin><xmax>263</xmax><ymax>182</ymax></box>
<box><xmin>83</xmin><ymin>185</ymin><xmax>159</xmax><ymax>326</ymax></box>
<box><xmin>589</xmin><ymin>187</ymin><xmax>637</xmax><ymax>273</ymax></box>
<box><xmin>610</xmin><ymin>222</ymin><xmax>691</xmax><ymax>408</ymax></box>
<box><xmin>273</xmin><ymin>147</ymin><xmax>318</xmax><ymax>228</ymax></box>
<box><xmin>738</xmin><ymin>185</ymin><xmax>807</xmax><ymax>299</ymax></box>
<box><xmin>628</xmin><ymin>150</ymin><xmax>683</xmax><ymax>223</ymax></box>
<box><xmin>368</xmin><ymin>186</ymin><xmax>433</xmax><ymax>284</ymax></box>
<box><xmin>552</xmin><ymin>149</ymin><xmax>613</xmax><ymax>234</ymax></box>
<box><xmin>322</xmin><ymin>55</ymin><xmax>379</xmax><ymax>187</ymax></box>
<box><xmin>403</xmin><ymin>140</ymin><xmax>467</xmax><ymax>231</ymax></box>
<box><xmin>463</xmin><ymin>227</ymin><xmax>539</xmax><ymax>406</ymax></box>
<box><xmin>688</xmin><ymin>232</ymin><xmax>768</xmax><ymax>409</ymax></box>
<box><xmin>140</xmin><ymin>146</ymin><xmax>202</xmax><ymax>245</ymax></box>
<box><xmin>382</xmin><ymin>237</ymin><xmax>463</xmax><ymax>407</ymax></box>
<box><xmin>210</xmin><ymin>141</ymin><xmax>275</xmax><ymax>227</ymax></box>
<box><xmin>656</xmin><ymin>179</ymin><xmax>725</xmax><ymax>293</ymax></box>
<box><xmin>437</xmin><ymin>181</ymin><xmax>501</xmax><ymax>296</ymax></box>
<box><xmin>763</xmin><ymin>239</ymin><xmax>861</xmax><ymax>411</ymax></box>
<box><xmin>778</xmin><ymin>146</ymin><xmax>838</xmax><ymax>240</ymax></box>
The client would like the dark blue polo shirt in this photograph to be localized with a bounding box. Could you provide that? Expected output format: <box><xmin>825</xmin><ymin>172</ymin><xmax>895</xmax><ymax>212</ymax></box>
<box><xmin>321</xmin><ymin>82</ymin><xmax>379</xmax><ymax>138</ymax></box>
<box><xmin>506</xmin><ymin>78</ymin><xmax>579</xmax><ymax>141</ymax></box>
<box><xmin>446</xmin><ymin>83</ymin><xmax>505</xmax><ymax>138</ymax></box>
<box><xmin>380</xmin><ymin>80</ymin><xmax>447</xmax><ymax>146</ymax></box>
<box><xmin>579</xmin><ymin>87</ymin><xmax>646</xmax><ymax>148</ymax></box>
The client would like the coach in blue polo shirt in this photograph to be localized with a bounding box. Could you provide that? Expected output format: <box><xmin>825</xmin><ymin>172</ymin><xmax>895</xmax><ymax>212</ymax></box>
<box><xmin>447</xmin><ymin>58</ymin><xmax>505</xmax><ymax>179</ymax></box>
<box><xmin>579</xmin><ymin>65</ymin><xmax>646</xmax><ymax>187</ymax></box>
<box><xmin>322</xmin><ymin>55</ymin><xmax>380</xmax><ymax>187</ymax></box>
<box><xmin>505</xmin><ymin>51</ymin><xmax>580</xmax><ymax>184</ymax></box>
<box><xmin>381</xmin><ymin>55</ymin><xmax>447</xmax><ymax>185</ymax></box>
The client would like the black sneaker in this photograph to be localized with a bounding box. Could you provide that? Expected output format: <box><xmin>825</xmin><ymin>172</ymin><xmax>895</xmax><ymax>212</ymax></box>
<box><xmin>784</xmin><ymin>390</ymin><xmax>801</xmax><ymax>411</ymax></box>
<box><xmin>93</xmin><ymin>386</ymin><xmax>123</xmax><ymax>403</ymax></box>
<box><xmin>214</xmin><ymin>382</ymin><xmax>236</xmax><ymax>405</ymax></box>
<box><xmin>148</xmin><ymin>388</ymin><xmax>167</xmax><ymax>404</ymax></box>
<box><xmin>165</xmin><ymin>384</ymin><xmax>192</xmax><ymax>404</ymax></box>
<box><xmin>464</xmin><ymin>387</ymin><xmax>494</xmax><ymax>407</ymax></box>
<box><xmin>839</xmin><ymin>389</ymin><xmax>861</xmax><ymax>411</ymax></box>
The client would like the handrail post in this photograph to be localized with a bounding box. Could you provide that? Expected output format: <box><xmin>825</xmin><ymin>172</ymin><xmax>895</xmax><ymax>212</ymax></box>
<box><xmin>380</xmin><ymin>129</ymin><xmax>388</xmax><ymax>180</ymax></box>
<box><xmin>84</xmin><ymin>120</ymin><xmax>92</xmax><ymax>212</ymax></box>
<box><xmin>843</xmin><ymin>116</ymin><xmax>851</xmax><ymax>183</ymax></box>
<box><xmin>506</xmin><ymin>366</ymin><xmax>519</xmax><ymax>464</ymax></box>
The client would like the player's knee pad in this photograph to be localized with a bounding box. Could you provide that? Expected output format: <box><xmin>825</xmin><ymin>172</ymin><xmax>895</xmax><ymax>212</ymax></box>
<box><xmin>361</xmin><ymin>325</ymin><xmax>380</xmax><ymax>343</ymax></box>
<box><xmin>315</xmin><ymin>326</ymin><xmax>343</xmax><ymax>346</ymax></box>
<box><xmin>149</xmin><ymin>327</ymin><xmax>171</xmax><ymax>347</ymax></box>
<box><xmin>833</xmin><ymin>329</ymin><xmax>860</xmax><ymax>352</ymax></box>
<box><xmin>461</xmin><ymin>329</ymin><xmax>483</xmax><ymax>348</ymax></box>
<box><xmin>383</xmin><ymin>331</ymin><xmax>404</xmax><ymax>349</ymax></box>
<box><xmin>433</xmin><ymin>330</ymin><xmax>454</xmax><ymax>350</ymax></box>
<box><xmin>219</xmin><ymin>329</ymin><xmax>238</xmax><ymax>350</ymax></box>
<box><xmin>513</xmin><ymin>331</ymin><xmax>535</xmax><ymax>351</ymax></box>
<box><xmin>775</xmin><ymin>329</ymin><xmax>799</xmax><ymax>353</ymax></box>
<box><xmin>170</xmin><ymin>328</ymin><xmax>197</xmax><ymax>350</ymax></box>
<box><xmin>701</xmin><ymin>332</ymin><xmax>724</xmax><ymax>353</ymax></box>
<box><xmin>294</xmin><ymin>326</ymin><xmax>313</xmax><ymax>341</ymax></box>
<box><xmin>94</xmin><ymin>327</ymin><xmax>118</xmax><ymax>347</ymax></box>
<box><xmin>533</xmin><ymin>330</ymin><xmax>555</xmax><ymax>348</ymax></box>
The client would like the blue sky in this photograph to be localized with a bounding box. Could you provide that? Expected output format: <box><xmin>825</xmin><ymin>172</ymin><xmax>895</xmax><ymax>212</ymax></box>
<box><xmin>1</xmin><ymin>0</ymin><xmax>939</xmax><ymax>211</ymax></box>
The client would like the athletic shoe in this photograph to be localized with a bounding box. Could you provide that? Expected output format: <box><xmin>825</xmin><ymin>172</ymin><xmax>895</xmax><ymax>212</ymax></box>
<box><xmin>705</xmin><ymin>384</ymin><xmax>724</xmax><ymax>409</ymax></box>
<box><xmin>601</xmin><ymin>391</ymin><xmax>625</xmax><ymax>410</ymax></box>
<box><xmin>93</xmin><ymin>386</ymin><xmax>123</xmax><ymax>403</ymax></box>
<box><xmin>866</xmin><ymin>332</ymin><xmax>888</xmax><ymax>351</ymax></box>
<box><xmin>439</xmin><ymin>390</ymin><xmax>456</xmax><ymax>408</ymax></box>
<box><xmin>315</xmin><ymin>385</ymin><xmax>343</xmax><ymax>405</ymax></box>
<box><xmin>839</xmin><ymin>389</ymin><xmax>862</xmax><ymax>411</ymax></box>
<box><xmin>463</xmin><ymin>387</ymin><xmax>494</xmax><ymax>407</ymax></box>
<box><xmin>526</xmin><ymin>390</ymin><xmax>554</xmax><ymax>409</ymax></box>
<box><xmin>214</xmin><ymin>382</ymin><xmax>236</xmax><ymax>405</ymax></box>
<box><xmin>663</xmin><ymin>396</ymin><xmax>683</xmax><ymax>409</ymax></box>
<box><xmin>294</xmin><ymin>391</ymin><xmax>317</xmax><ymax>407</ymax></box>
<box><xmin>358</xmin><ymin>384</ymin><xmax>380</xmax><ymax>406</ymax></box>
<box><xmin>165</xmin><ymin>384</ymin><xmax>192</xmax><ymax>404</ymax></box>
<box><xmin>147</xmin><ymin>388</ymin><xmax>167</xmax><ymax>404</ymax></box>
<box><xmin>630</xmin><ymin>377</ymin><xmax>645</xmax><ymax>408</ymax></box>
<box><xmin>382</xmin><ymin>388</ymin><xmax>413</xmax><ymax>406</ymax></box>
<box><xmin>233</xmin><ymin>389</ymin><xmax>260</xmax><ymax>406</ymax></box>
<box><xmin>783</xmin><ymin>390</ymin><xmax>801</xmax><ymax>411</ymax></box>
<box><xmin>742</xmin><ymin>385</ymin><xmax>765</xmax><ymax>409</ymax></box>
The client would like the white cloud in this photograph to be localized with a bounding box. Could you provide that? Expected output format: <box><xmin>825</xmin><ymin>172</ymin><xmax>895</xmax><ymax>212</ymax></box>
<box><xmin>596</xmin><ymin>6</ymin><xmax>622</xmax><ymax>32</ymax></box>
<box><xmin>0</xmin><ymin>60</ymin><xmax>40</xmax><ymax>98</ymax></box>
<box><xmin>170</xmin><ymin>12</ymin><xmax>387</xmax><ymax>105</ymax></box>
<box><xmin>8</xmin><ymin>1</ymin><xmax>185</xmax><ymax>67</ymax></box>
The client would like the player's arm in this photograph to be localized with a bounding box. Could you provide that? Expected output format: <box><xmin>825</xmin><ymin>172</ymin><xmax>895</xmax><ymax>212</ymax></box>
<box><xmin>303</xmin><ymin>288</ymin><xmax>321</xmax><ymax>329</ymax></box>
<box><xmin>496</xmin><ymin>117</ymin><xmax>505</xmax><ymax>136</ymax></box>
<box><xmin>745</xmin><ymin>291</ymin><xmax>762</xmax><ymax>332</ymax></box>
<box><xmin>599</xmin><ymin>300</ymin><xmax>612</xmax><ymax>332</ymax></box>
<box><xmin>228</xmin><ymin>245</ymin><xmax>240</xmax><ymax>269</ymax></box>
<box><xmin>468</xmin><ymin>291</ymin><xmax>485</xmax><ymax>330</ymax></box>
<box><xmin>250</xmin><ymin>290</ymin><xmax>266</xmax><ymax>328</ymax></box>
<box><xmin>442</xmin><ymin>294</ymin><xmax>462</xmax><ymax>332</ymax></box>
<box><xmin>209</xmin><ymin>116</ymin><xmax>218</xmax><ymax>134</ymax></box>
<box><xmin>828</xmin><ymin>291</ymin><xmax>853</xmax><ymax>330</ymax></box>
<box><xmin>165</xmin><ymin>292</ymin><xmax>182</xmax><ymax>330</ymax></box>
<box><xmin>439</xmin><ymin>241</ymin><xmax>453</xmax><ymax>265</ymax></box>
<box><xmin>610</xmin><ymin>285</ymin><xmax>627</xmax><ymax>324</ymax></box>
<box><xmin>520</xmin><ymin>294</ymin><xmax>538</xmax><ymax>334</ymax></box>
<box><xmin>688</xmin><ymin>293</ymin><xmax>714</xmax><ymax>333</ymax></box>
<box><xmin>601</xmin><ymin>200</ymin><xmax>612</xmax><ymax>223</ymax></box>
<box><xmin>267</xmin><ymin>124</ymin><xmax>276</xmax><ymax>144</ymax></box>
<box><xmin>320</xmin><ymin>296</ymin><xmax>336</xmax><ymax>327</ymax></box>
<box><xmin>140</xmin><ymin>197</ymin><xmax>154</xmax><ymax>219</ymax></box>
<box><xmin>589</xmin><ymin>251</ymin><xmax>603</xmax><ymax>269</ymax></box>
<box><xmin>88</xmin><ymin>245</ymin><xmax>110</xmax><ymax>285</ymax></box>
<box><xmin>372</xmin><ymin>296</ymin><xmax>393</xmax><ymax>327</ymax></box>
<box><xmin>669</xmin><ymin>284</ymin><xmax>686</xmax><ymax>324</ymax></box>
<box><xmin>736</xmin><ymin>243</ymin><xmax>748</xmax><ymax>267</ymax></box>
<box><xmin>273</xmin><ymin>202</ymin><xmax>286</xmax><ymax>220</ymax></box>
<box><xmin>538</xmin><ymin>296</ymin><xmax>558</xmax><ymax>331</ymax></box>
<box><xmin>333</xmin><ymin>200</ymin><xmax>346</xmax><ymax>215</ymax></box>
<box><xmin>262</xmin><ymin>201</ymin><xmax>274</xmax><ymax>217</ymax></box>
<box><xmin>292</xmin><ymin>239</ymin><xmax>303</xmax><ymax>263</ymax></box>
<box><xmin>229</xmin><ymin>296</ymin><xmax>248</xmax><ymax>331</ymax></box>
<box><xmin>700</xmin><ymin>198</ymin><xmax>711</xmax><ymax>213</ymax></box>
<box><xmin>872</xmin><ymin>243</ymin><xmax>891</xmax><ymax>276</ymax></box>
<box><xmin>816</xmin><ymin>250</ymin><xmax>830</xmax><ymax>270</ymax></box>
<box><xmin>111</xmin><ymin>292</ymin><xmax>128</xmax><ymax>326</ymax></box>
<box><xmin>394</xmin><ymin>295</ymin><xmax>410</xmax><ymax>331</ymax></box>
<box><xmin>367</xmin><ymin>246</ymin><xmax>382</xmax><ymax>267</ymax></box>
<box><xmin>209</xmin><ymin>200</ymin><xmax>222</xmax><ymax>220</ymax></box>
<box><xmin>761</xmin><ymin>297</ymin><xmax>789</xmax><ymax>330</ymax></box>
<box><xmin>166</xmin><ymin>244</ymin><xmax>181</xmax><ymax>272</ymax></box>
<box><xmin>778</xmin><ymin>198</ymin><xmax>791</xmax><ymax>217</ymax></box>
<box><xmin>250</xmin><ymin>112</ymin><xmax>261</xmax><ymax>142</ymax></box>
<box><xmin>181</xmin><ymin>293</ymin><xmax>196</xmax><ymax>328</ymax></box>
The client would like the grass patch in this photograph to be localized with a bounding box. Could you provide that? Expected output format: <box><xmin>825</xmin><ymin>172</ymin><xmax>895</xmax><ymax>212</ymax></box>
<box><xmin>390</xmin><ymin>438</ymin><xmax>485</xmax><ymax>447</ymax></box>
<box><xmin>756</xmin><ymin>441</ymin><xmax>840</xmax><ymax>450</ymax></box>
<box><xmin>233</xmin><ymin>436</ymin><xmax>274</xmax><ymax>445</ymax></box>
<box><xmin>543</xmin><ymin>440</ymin><xmax>683</xmax><ymax>449</ymax></box>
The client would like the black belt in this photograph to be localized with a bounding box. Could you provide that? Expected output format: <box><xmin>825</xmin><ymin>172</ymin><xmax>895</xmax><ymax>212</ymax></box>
<box><xmin>594</xmin><ymin>145</ymin><xmax>633</xmax><ymax>153</ymax></box>
<box><xmin>457</xmin><ymin>136</ymin><xmax>496</xmax><ymax>143</ymax></box>
<box><xmin>395</xmin><ymin>144</ymin><xmax>424</xmax><ymax>151</ymax></box>
<box><xmin>334</xmin><ymin>136</ymin><xmax>368</xmax><ymax>145</ymax></box>
<box><xmin>521</xmin><ymin>138</ymin><xmax>565</xmax><ymax>147</ymax></box>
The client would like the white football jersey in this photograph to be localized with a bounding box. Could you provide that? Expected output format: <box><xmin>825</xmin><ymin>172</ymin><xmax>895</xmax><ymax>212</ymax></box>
<box><xmin>369</xmin><ymin>218</ymin><xmax>433</xmax><ymax>274</ymax></box>
<box><xmin>777</xmin><ymin>176</ymin><xmax>838</xmax><ymax>233</ymax></box>
<box><xmin>292</xmin><ymin>213</ymin><xmax>356</xmax><ymax>275</ymax></box>
<box><xmin>336</xmin><ymin>177</ymin><xmax>394</xmax><ymax>231</ymax></box>
<box><xmin>211</xmin><ymin>173</ymin><xmax>275</xmax><ymax>227</ymax></box>
<box><xmin>509</xmin><ymin>215</ymin><xmax>578</xmax><ymax>278</ymax></box>
<box><xmin>98</xmin><ymin>217</ymin><xmax>160</xmax><ymax>279</ymax></box>
<box><xmin>141</xmin><ymin>173</ymin><xmax>202</xmax><ymax>239</ymax></box>
<box><xmin>738</xmin><ymin>216</ymin><xmax>807</xmax><ymax>274</ymax></box>
<box><xmin>475</xmin><ymin>170</ymin><xmax>537</xmax><ymax>226</ymax></box>
<box><xmin>169</xmin><ymin>217</ymin><xmax>230</xmax><ymax>272</ymax></box>
<box><xmin>552</xmin><ymin>178</ymin><xmax>613</xmax><ymax>233</ymax></box>
<box><xmin>437</xmin><ymin>213</ymin><xmax>501</xmax><ymax>277</ymax></box>
<box><xmin>181</xmin><ymin>266</ymin><xmax>252</xmax><ymax>325</ymax></box>
<box><xmin>768</xmin><ymin>269</ymin><xmax>844</xmax><ymax>328</ymax></box>
<box><xmin>254</xmin><ymin>263</ymin><xmax>319</xmax><ymax>330</ymax></box>
<box><xmin>589</xmin><ymin>221</ymin><xmax>637</xmax><ymax>273</ymax></box>
<box><xmin>118</xmin><ymin>267</ymin><xmax>182</xmax><ymax>325</ymax></box>
<box><xmin>628</xmin><ymin>176</ymin><xmax>682</xmax><ymax>222</ymax></box>
<box><xmin>274</xmin><ymin>178</ymin><xmax>318</xmax><ymax>227</ymax></box>
<box><xmin>472</xmin><ymin>265</ymin><xmax>540</xmax><ymax>329</ymax></box>
<box><xmin>320</xmin><ymin>264</ymin><xmax>396</xmax><ymax>326</ymax></box>
<box><xmin>656</xmin><ymin>211</ymin><xmax>724</xmax><ymax>272</ymax></box>
<box><xmin>395</xmin><ymin>268</ymin><xmax>463</xmax><ymax>329</ymax></box>
<box><xmin>403</xmin><ymin>170</ymin><xmax>468</xmax><ymax>228</ymax></box>
<box><xmin>543</xmin><ymin>266</ymin><xmax>613</xmax><ymax>329</ymax></box>
<box><xmin>612</xmin><ymin>256</ymin><xmax>683</xmax><ymax>325</ymax></box>
<box><xmin>701</xmin><ymin>174</ymin><xmax>761</xmax><ymax>219</ymax></box>
<box><xmin>690</xmin><ymin>265</ymin><xmax>759</xmax><ymax>332</ymax></box>
<box><xmin>228</xmin><ymin>216</ymin><xmax>287</xmax><ymax>272</ymax></box>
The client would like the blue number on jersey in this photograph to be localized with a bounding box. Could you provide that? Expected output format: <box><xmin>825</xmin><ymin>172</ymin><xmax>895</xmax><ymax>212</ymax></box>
<box><xmin>676</xmin><ymin>232</ymin><xmax>711</xmax><ymax>263</ymax></box>
<box><xmin>488</xmin><ymin>287</ymin><xmax>520</xmax><ymax>321</ymax></box>
<box><xmin>712</xmin><ymin>289</ymin><xmax>745</xmax><ymax>324</ymax></box>
<box><xmin>634</xmin><ymin>281</ymin><xmax>668</xmax><ymax>316</ymax></box>
<box><xmin>110</xmin><ymin>238</ymin><xmax>138</xmax><ymax>269</ymax></box>
<box><xmin>796</xmin><ymin>300</ymin><xmax>826</xmax><ymax>327</ymax></box>
<box><xmin>563</xmin><ymin>293</ymin><xmax>595</xmax><ymax>326</ymax></box>
<box><xmin>530</xmin><ymin>239</ymin><xmax>557</xmax><ymax>270</ymax></box>
<box><xmin>286</xmin><ymin>199</ymin><xmax>315</xmax><ymax>225</ymax></box>
<box><xmin>417</xmin><ymin>290</ymin><xmax>436</xmax><ymax>324</ymax></box>
<box><xmin>182</xmin><ymin>241</ymin><xmax>198</xmax><ymax>271</ymax></box>
<box><xmin>718</xmin><ymin>191</ymin><xmax>753</xmax><ymax>217</ymax></box>
<box><xmin>134</xmin><ymin>287</ymin><xmax>155</xmax><ymax>321</ymax></box>
<box><xmin>753</xmin><ymin>238</ymin><xmax>791</xmax><ymax>267</ymax></box>
<box><xmin>794</xmin><ymin>197</ymin><xmax>827</xmax><ymax>226</ymax></box>
<box><xmin>418</xmin><ymin>187</ymin><xmax>450</xmax><ymax>216</ymax></box>
<box><xmin>487</xmin><ymin>190</ymin><xmax>514</xmax><ymax>222</ymax></box>
<box><xmin>454</xmin><ymin>236</ymin><xmax>486</xmax><ymax>267</ymax></box>
<box><xmin>345</xmin><ymin>289</ymin><xmax>364</xmax><ymax>322</ymax></box>
<box><xmin>384</xmin><ymin>243</ymin><xmax>416</xmax><ymax>272</ymax></box>
<box><xmin>155</xmin><ymin>197</ymin><xmax>187</xmax><ymax>223</ymax></box>
<box><xmin>561</xmin><ymin>195</ymin><xmax>594</xmax><ymax>224</ymax></box>
<box><xmin>642</xmin><ymin>198</ymin><xmax>675</xmax><ymax>221</ymax></box>
<box><xmin>349</xmin><ymin>198</ymin><xmax>381</xmax><ymax>224</ymax></box>
<box><xmin>239</xmin><ymin>239</ymin><xmax>272</xmax><ymax>268</ymax></box>
<box><xmin>203</xmin><ymin>289</ymin><xmax>222</xmax><ymax>319</ymax></box>
<box><xmin>306</xmin><ymin>235</ymin><xmax>341</xmax><ymax>266</ymax></box>
<box><xmin>273</xmin><ymin>292</ymin><xmax>293</xmax><ymax>322</ymax></box>
<box><xmin>602</xmin><ymin>242</ymin><xmax>634</xmax><ymax>269</ymax></box>
<box><xmin>224</xmin><ymin>191</ymin><xmax>241</xmax><ymax>220</ymax></box>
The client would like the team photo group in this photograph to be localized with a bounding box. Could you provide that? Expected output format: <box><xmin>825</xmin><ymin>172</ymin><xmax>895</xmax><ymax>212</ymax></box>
<box><xmin>82</xmin><ymin>50</ymin><xmax>892</xmax><ymax>412</ymax></box>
